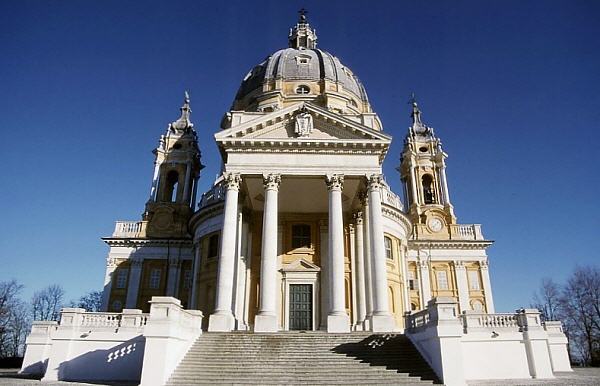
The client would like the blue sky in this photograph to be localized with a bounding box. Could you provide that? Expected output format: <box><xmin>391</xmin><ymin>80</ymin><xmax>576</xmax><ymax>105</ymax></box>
<box><xmin>1</xmin><ymin>1</ymin><xmax>598</xmax><ymax>312</ymax></box>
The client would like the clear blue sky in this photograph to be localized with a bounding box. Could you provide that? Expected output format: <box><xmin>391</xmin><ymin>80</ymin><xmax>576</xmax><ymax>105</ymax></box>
<box><xmin>1</xmin><ymin>1</ymin><xmax>598</xmax><ymax>312</ymax></box>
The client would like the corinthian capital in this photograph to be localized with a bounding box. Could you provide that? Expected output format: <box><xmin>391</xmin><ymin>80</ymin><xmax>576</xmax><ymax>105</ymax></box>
<box><xmin>325</xmin><ymin>174</ymin><xmax>344</xmax><ymax>191</ymax></box>
<box><xmin>263</xmin><ymin>173</ymin><xmax>281</xmax><ymax>191</ymax></box>
<box><xmin>367</xmin><ymin>174</ymin><xmax>383</xmax><ymax>191</ymax></box>
<box><xmin>223</xmin><ymin>172</ymin><xmax>242</xmax><ymax>191</ymax></box>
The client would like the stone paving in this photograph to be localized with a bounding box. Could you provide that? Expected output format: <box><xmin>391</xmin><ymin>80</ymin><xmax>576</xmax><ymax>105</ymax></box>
<box><xmin>1</xmin><ymin>367</ymin><xmax>600</xmax><ymax>385</ymax></box>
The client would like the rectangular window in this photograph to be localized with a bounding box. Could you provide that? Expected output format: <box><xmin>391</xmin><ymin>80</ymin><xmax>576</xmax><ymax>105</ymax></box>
<box><xmin>208</xmin><ymin>234</ymin><xmax>219</xmax><ymax>258</ymax></box>
<box><xmin>149</xmin><ymin>268</ymin><xmax>161</xmax><ymax>289</ymax></box>
<box><xmin>183</xmin><ymin>269</ymin><xmax>192</xmax><ymax>290</ymax></box>
<box><xmin>468</xmin><ymin>270</ymin><xmax>481</xmax><ymax>290</ymax></box>
<box><xmin>408</xmin><ymin>271</ymin><xmax>418</xmax><ymax>291</ymax></box>
<box><xmin>384</xmin><ymin>237</ymin><xmax>393</xmax><ymax>260</ymax></box>
<box><xmin>291</xmin><ymin>224</ymin><xmax>311</xmax><ymax>249</ymax></box>
<box><xmin>115</xmin><ymin>268</ymin><xmax>128</xmax><ymax>289</ymax></box>
<box><xmin>436</xmin><ymin>270</ymin><xmax>449</xmax><ymax>290</ymax></box>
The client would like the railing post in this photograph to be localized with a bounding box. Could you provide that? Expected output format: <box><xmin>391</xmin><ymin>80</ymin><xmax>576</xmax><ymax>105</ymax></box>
<box><xmin>518</xmin><ymin>309</ymin><xmax>554</xmax><ymax>379</ymax></box>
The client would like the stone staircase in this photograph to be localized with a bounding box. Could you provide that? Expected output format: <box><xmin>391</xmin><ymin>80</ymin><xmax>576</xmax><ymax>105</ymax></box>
<box><xmin>166</xmin><ymin>332</ymin><xmax>440</xmax><ymax>385</ymax></box>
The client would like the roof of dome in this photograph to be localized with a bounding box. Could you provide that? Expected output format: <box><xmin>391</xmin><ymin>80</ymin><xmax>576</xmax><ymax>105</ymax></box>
<box><xmin>235</xmin><ymin>47</ymin><xmax>369</xmax><ymax>104</ymax></box>
<box><xmin>232</xmin><ymin>12</ymin><xmax>370</xmax><ymax>112</ymax></box>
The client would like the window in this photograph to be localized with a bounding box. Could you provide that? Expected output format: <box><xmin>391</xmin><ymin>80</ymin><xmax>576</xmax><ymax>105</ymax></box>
<box><xmin>384</xmin><ymin>236</ymin><xmax>393</xmax><ymax>260</ymax></box>
<box><xmin>291</xmin><ymin>224</ymin><xmax>311</xmax><ymax>249</ymax></box>
<box><xmin>436</xmin><ymin>270</ymin><xmax>449</xmax><ymax>290</ymax></box>
<box><xmin>295</xmin><ymin>85</ymin><xmax>310</xmax><ymax>94</ymax></box>
<box><xmin>112</xmin><ymin>300</ymin><xmax>122</xmax><ymax>312</ymax></box>
<box><xmin>183</xmin><ymin>269</ymin><xmax>192</xmax><ymax>290</ymax></box>
<box><xmin>164</xmin><ymin>170</ymin><xmax>179</xmax><ymax>202</ymax></box>
<box><xmin>149</xmin><ymin>269</ymin><xmax>161</xmax><ymax>289</ymax></box>
<box><xmin>115</xmin><ymin>268</ymin><xmax>128</xmax><ymax>289</ymax></box>
<box><xmin>422</xmin><ymin>174</ymin><xmax>435</xmax><ymax>204</ymax></box>
<box><xmin>408</xmin><ymin>271</ymin><xmax>418</xmax><ymax>291</ymax></box>
<box><xmin>411</xmin><ymin>303</ymin><xmax>418</xmax><ymax>311</ymax></box>
<box><xmin>468</xmin><ymin>270</ymin><xmax>481</xmax><ymax>290</ymax></box>
<box><xmin>208</xmin><ymin>234</ymin><xmax>219</xmax><ymax>258</ymax></box>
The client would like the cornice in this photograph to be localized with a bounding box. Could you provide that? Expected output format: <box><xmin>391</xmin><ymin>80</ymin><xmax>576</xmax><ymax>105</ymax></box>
<box><xmin>408</xmin><ymin>239</ymin><xmax>494</xmax><ymax>250</ymax></box>
<box><xmin>102</xmin><ymin>238</ymin><xmax>193</xmax><ymax>247</ymax></box>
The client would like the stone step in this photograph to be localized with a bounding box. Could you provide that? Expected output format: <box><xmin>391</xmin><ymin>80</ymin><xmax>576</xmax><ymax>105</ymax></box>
<box><xmin>168</xmin><ymin>380</ymin><xmax>434</xmax><ymax>385</ymax></box>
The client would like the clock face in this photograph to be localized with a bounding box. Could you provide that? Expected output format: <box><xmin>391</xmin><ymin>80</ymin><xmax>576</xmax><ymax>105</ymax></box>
<box><xmin>428</xmin><ymin>218</ymin><xmax>443</xmax><ymax>232</ymax></box>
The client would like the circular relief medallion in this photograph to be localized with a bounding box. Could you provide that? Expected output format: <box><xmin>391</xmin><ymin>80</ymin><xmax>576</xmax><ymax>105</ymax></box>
<box><xmin>427</xmin><ymin>217</ymin><xmax>444</xmax><ymax>232</ymax></box>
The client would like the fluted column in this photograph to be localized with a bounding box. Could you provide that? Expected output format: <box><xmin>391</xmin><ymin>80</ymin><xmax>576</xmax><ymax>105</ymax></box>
<box><xmin>367</xmin><ymin>174</ymin><xmax>395</xmax><ymax>332</ymax></box>
<box><xmin>189</xmin><ymin>245</ymin><xmax>202</xmax><ymax>309</ymax></box>
<box><xmin>418</xmin><ymin>258</ymin><xmax>432</xmax><ymax>306</ymax></box>
<box><xmin>361</xmin><ymin>192</ymin><xmax>373</xmax><ymax>330</ymax></box>
<box><xmin>166</xmin><ymin>257</ymin><xmax>181</xmax><ymax>297</ymax></box>
<box><xmin>100</xmin><ymin>258</ymin><xmax>117</xmax><ymax>311</ymax></box>
<box><xmin>353</xmin><ymin>212</ymin><xmax>367</xmax><ymax>330</ymax></box>
<box><xmin>208</xmin><ymin>172</ymin><xmax>241</xmax><ymax>332</ymax></box>
<box><xmin>254</xmin><ymin>174</ymin><xmax>281</xmax><ymax>332</ymax></box>
<box><xmin>125</xmin><ymin>257</ymin><xmax>143</xmax><ymax>309</ymax></box>
<box><xmin>325</xmin><ymin>174</ymin><xmax>350</xmax><ymax>333</ymax></box>
<box><xmin>480</xmin><ymin>261</ymin><xmax>495</xmax><ymax>313</ymax></box>
<box><xmin>319</xmin><ymin>221</ymin><xmax>329</xmax><ymax>329</ymax></box>
<box><xmin>454</xmin><ymin>261</ymin><xmax>470</xmax><ymax>312</ymax></box>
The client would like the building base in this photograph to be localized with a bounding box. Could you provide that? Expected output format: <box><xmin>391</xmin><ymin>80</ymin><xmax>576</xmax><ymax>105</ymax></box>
<box><xmin>370</xmin><ymin>314</ymin><xmax>395</xmax><ymax>332</ymax></box>
<box><xmin>208</xmin><ymin>312</ymin><xmax>234</xmax><ymax>332</ymax></box>
<box><xmin>327</xmin><ymin>314</ymin><xmax>350</xmax><ymax>333</ymax></box>
<box><xmin>254</xmin><ymin>314</ymin><xmax>278</xmax><ymax>332</ymax></box>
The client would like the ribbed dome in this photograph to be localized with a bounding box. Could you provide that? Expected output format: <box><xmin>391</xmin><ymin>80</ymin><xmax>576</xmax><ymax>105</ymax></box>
<box><xmin>234</xmin><ymin>47</ymin><xmax>369</xmax><ymax>107</ymax></box>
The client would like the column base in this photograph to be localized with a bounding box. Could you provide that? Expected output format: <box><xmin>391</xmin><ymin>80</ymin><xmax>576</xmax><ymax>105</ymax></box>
<box><xmin>370</xmin><ymin>314</ymin><xmax>395</xmax><ymax>332</ymax></box>
<box><xmin>208</xmin><ymin>312</ymin><xmax>234</xmax><ymax>332</ymax></box>
<box><xmin>353</xmin><ymin>322</ymin><xmax>365</xmax><ymax>331</ymax></box>
<box><xmin>363</xmin><ymin>317</ymin><xmax>372</xmax><ymax>331</ymax></box>
<box><xmin>254</xmin><ymin>314</ymin><xmax>278</xmax><ymax>332</ymax></box>
<box><xmin>327</xmin><ymin>314</ymin><xmax>350</xmax><ymax>333</ymax></box>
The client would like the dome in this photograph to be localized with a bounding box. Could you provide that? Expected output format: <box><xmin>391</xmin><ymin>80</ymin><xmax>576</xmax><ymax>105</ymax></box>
<box><xmin>231</xmin><ymin>15</ymin><xmax>373</xmax><ymax>116</ymax></box>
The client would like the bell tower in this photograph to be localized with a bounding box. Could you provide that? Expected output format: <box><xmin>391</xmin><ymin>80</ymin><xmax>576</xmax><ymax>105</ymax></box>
<box><xmin>399</xmin><ymin>98</ymin><xmax>456</xmax><ymax>228</ymax></box>
<box><xmin>144</xmin><ymin>92</ymin><xmax>203</xmax><ymax>238</ymax></box>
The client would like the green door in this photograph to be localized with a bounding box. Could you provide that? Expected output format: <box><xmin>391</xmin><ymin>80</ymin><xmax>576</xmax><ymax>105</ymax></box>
<box><xmin>289</xmin><ymin>284</ymin><xmax>313</xmax><ymax>330</ymax></box>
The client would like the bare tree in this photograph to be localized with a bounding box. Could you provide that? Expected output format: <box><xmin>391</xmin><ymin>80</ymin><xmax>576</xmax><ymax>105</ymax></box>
<box><xmin>0</xmin><ymin>280</ymin><xmax>25</xmax><ymax>358</ymax></box>
<box><xmin>72</xmin><ymin>290</ymin><xmax>103</xmax><ymax>312</ymax></box>
<box><xmin>6</xmin><ymin>301</ymin><xmax>30</xmax><ymax>357</ymax></box>
<box><xmin>559</xmin><ymin>266</ymin><xmax>600</xmax><ymax>366</ymax></box>
<box><xmin>31</xmin><ymin>284</ymin><xmax>65</xmax><ymax>321</ymax></box>
<box><xmin>531</xmin><ymin>277</ymin><xmax>561</xmax><ymax>321</ymax></box>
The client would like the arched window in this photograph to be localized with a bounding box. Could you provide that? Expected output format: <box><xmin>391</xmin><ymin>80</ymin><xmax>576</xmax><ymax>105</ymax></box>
<box><xmin>295</xmin><ymin>85</ymin><xmax>310</xmax><ymax>94</ymax></box>
<box><xmin>208</xmin><ymin>234</ymin><xmax>219</xmax><ymax>258</ymax></box>
<box><xmin>422</xmin><ymin>174</ymin><xmax>435</xmax><ymax>204</ymax></box>
<box><xmin>164</xmin><ymin>170</ymin><xmax>179</xmax><ymax>202</ymax></box>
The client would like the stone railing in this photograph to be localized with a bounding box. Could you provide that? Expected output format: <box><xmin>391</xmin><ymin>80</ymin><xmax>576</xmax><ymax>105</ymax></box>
<box><xmin>380</xmin><ymin>185</ymin><xmax>403</xmax><ymax>211</ymax></box>
<box><xmin>461</xmin><ymin>311</ymin><xmax>520</xmax><ymax>332</ymax></box>
<box><xmin>60</xmin><ymin>308</ymin><xmax>149</xmax><ymax>330</ymax></box>
<box><xmin>199</xmin><ymin>182</ymin><xmax>225</xmax><ymax>208</ymax></box>
<box><xmin>112</xmin><ymin>221</ymin><xmax>148</xmax><ymax>238</ymax></box>
<box><xmin>405</xmin><ymin>309</ymin><xmax>430</xmax><ymax>330</ymax></box>
<box><xmin>449</xmin><ymin>224</ymin><xmax>483</xmax><ymax>240</ymax></box>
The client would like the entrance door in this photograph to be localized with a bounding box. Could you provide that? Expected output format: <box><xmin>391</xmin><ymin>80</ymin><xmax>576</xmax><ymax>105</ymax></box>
<box><xmin>289</xmin><ymin>284</ymin><xmax>313</xmax><ymax>330</ymax></box>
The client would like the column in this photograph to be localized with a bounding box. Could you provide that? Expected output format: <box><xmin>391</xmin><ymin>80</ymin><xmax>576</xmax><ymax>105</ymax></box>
<box><xmin>418</xmin><ymin>258</ymin><xmax>432</xmax><ymax>306</ymax></box>
<box><xmin>189</xmin><ymin>245</ymin><xmax>201</xmax><ymax>309</ymax></box>
<box><xmin>148</xmin><ymin>160</ymin><xmax>161</xmax><ymax>201</ymax></box>
<box><xmin>439</xmin><ymin>161</ymin><xmax>451</xmax><ymax>205</ymax></box>
<box><xmin>409</xmin><ymin>163</ymin><xmax>419</xmax><ymax>205</ymax></box>
<box><xmin>166</xmin><ymin>257</ymin><xmax>181</xmax><ymax>297</ymax></box>
<box><xmin>454</xmin><ymin>261</ymin><xmax>470</xmax><ymax>312</ymax></box>
<box><xmin>325</xmin><ymin>174</ymin><xmax>350</xmax><ymax>332</ymax></box>
<box><xmin>353</xmin><ymin>212</ymin><xmax>367</xmax><ymax>330</ymax></box>
<box><xmin>254</xmin><ymin>174</ymin><xmax>281</xmax><ymax>332</ymax></box>
<box><xmin>367</xmin><ymin>174</ymin><xmax>395</xmax><ymax>332</ymax></box>
<box><xmin>349</xmin><ymin>224</ymin><xmax>357</xmax><ymax>326</ymax></box>
<box><xmin>208</xmin><ymin>172</ymin><xmax>241</xmax><ymax>332</ymax></box>
<box><xmin>480</xmin><ymin>260</ymin><xmax>495</xmax><ymax>313</ymax></box>
<box><xmin>125</xmin><ymin>257</ymin><xmax>143</xmax><ymax>309</ymax></box>
<box><xmin>182</xmin><ymin>161</ymin><xmax>192</xmax><ymax>203</ymax></box>
<box><xmin>362</xmin><ymin>192</ymin><xmax>373</xmax><ymax>330</ymax></box>
<box><xmin>319</xmin><ymin>221</ymin><xmax>329</xmax><ymax>329</ymax></box>
<box><xmin>100</xmin><ymin>257</ymin><xmax>117</xmax><ymax>311</ymax></box>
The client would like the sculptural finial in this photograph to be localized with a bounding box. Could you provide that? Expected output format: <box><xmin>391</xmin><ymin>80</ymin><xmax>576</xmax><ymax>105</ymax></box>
<box><xmin>298</xmin><ymin>8</ymin><xmax>308</xmax><ymax>24</ymax></box>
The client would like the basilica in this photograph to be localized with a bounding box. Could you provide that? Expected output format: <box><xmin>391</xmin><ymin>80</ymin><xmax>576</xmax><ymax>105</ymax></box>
<box><xmin>100</xmin><ymin>12</ymin><xmax>494</xmax><ymax>334</ymax></box>
<box><xmin>21</xmin><ymin>13</ymin><xmax>571</xmax><ymax>386</ymax></box>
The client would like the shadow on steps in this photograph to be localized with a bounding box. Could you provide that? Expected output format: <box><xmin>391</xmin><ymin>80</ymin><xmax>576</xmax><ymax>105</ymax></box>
<box><xmin>331</xmin><ymin>334</ymin><xmax>442</xmax><ymax>384</ymax></box>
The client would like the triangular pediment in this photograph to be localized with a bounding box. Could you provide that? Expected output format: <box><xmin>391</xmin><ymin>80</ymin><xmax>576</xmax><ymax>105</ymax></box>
<box><xmin>215</xmin><ymin>102</ymin><xmax>391</xmax><ymax>144</ymax></box>
<box><xmin>281</xmin><ymin>258</ymin><xmax>321</xmax><ymax>272</ymax></box>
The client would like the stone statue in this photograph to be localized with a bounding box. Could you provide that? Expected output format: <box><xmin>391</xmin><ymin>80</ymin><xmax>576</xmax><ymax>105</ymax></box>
<box><xmin>294</xmin><ymin>111</ymin><xmax>313</xmax><ymax>137</ymax></box>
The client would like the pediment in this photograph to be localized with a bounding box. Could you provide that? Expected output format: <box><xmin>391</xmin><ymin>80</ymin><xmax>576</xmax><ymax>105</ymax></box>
<box><xmin>215</xmin><ymin>102</ymin><xmax>391</xmax><ymax>144</ymax></box>
<box><xmin>281</xmin><ymin>258</ymin><xmax>321</xmax><ymax>272</ymax></box>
